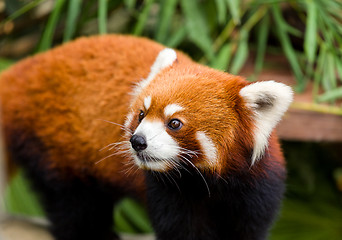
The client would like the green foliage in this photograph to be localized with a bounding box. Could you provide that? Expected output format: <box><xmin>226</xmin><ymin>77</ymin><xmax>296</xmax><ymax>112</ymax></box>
<box><xmin>63</xmin><ymin>0</ymin><xmax>82</xmax><ymax>42</ymax></box>
<box><xmin>38</xmin><ymin>0</ymin><xmax>67</xmax><ymax>52</ymax></box>
<box><xmin>98</xmin><ymin>0</ymin><xmax>108</xmax><ymax>34</ymax></box>
<box><xmin>271</xmin><ymin>199</ymin><xmax>342</xmax><ymax>240</ymax></box>
<box><xmin>5</xmin><ymin>170</ymin><xmax>44</xmax><ymax>216</ymax></box>
<box><xmin>272</xmin><ymin>3</ymin><xmax>305</xmax><ymax>91</ymax></box>
<box><xmin>5</xmin><ymin>170</ymin><xmax>153</xmax><ymax>233</ymax></box>
<box><xmin>3</xmin><ymin>0</ymin><xmax>342</xmax><ymax>103</ymax></box>
<box><xmin>114</xmin><ymin>198</ymin><xmax>153</xmax><ymax>233</ymax></box>
<box><xmin>270</xmin><ymin>142</ymin><xmax>342</xmax><ymax>240</ymax></box>
<box><xmin>0</xmin><ymin>58</ymin><xmax>14</xmax><ymax>72</ymax></box>
<box><xmin>1</xmin><ymin>0</ymin><xmax>342</xmax><ymax>238</ymax></box>
<box><xmin>180</xmin><ymin>0</ymin><xmax>214</xmax><ymax>61</ymax></box>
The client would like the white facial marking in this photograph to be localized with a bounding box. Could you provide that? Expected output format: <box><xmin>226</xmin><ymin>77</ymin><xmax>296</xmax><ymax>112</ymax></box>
<box><xmin>132</xmin><ymin>120</ymin><xmax>180</xmax><ymax>171</ymax></box>
<box><xmin>124</xmin><ymin>112</ymin><xmax>134</xmax><ymax>127</ymax></box>
<box><xmin>133</xmin><ymin>48</ymin><xmax>177</xmax><ymax>97</ymax></box>
<box><xmin>132</xmin><ymin>156</ymin><xmax>173</xmax><ymax>172</ymax></box>
<box><xmin>196</xmin><ymin>131</ymin><xmax>218</xmax><ymax>169</ymax></box>
<box><xmin>144</xmin><ymin>96</ymin><xmax>152</xmax><ymax>110</ymax></box>
<box><xmin>124</xmin><ymin>112</ymin><xmax>134</xmax><ymax>137</ymax></box>
<box><xmin>240</xmin><ymin>81</ymin><xmax>293</xmax><ymax>164</ymax></box>
<box><xmin>164</xmin><ymin>104</ymin><xmax>184</xmax><ymax>118</ymax></box>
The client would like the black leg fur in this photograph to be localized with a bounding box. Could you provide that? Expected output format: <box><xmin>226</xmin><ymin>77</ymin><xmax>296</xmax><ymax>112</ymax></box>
<box><xmin>7</xmin><ymin>130</ymin><xmax>120</xmax><ymax>240</ymax></box>
<box><xmin>37</xmin><ymin>179</ymin><xmax>118</xmax><ymax>240</ymax></box>
<box><xmin>146</xmin><ymin>167</ymin><xmax>285</xmax><ymax>240</ymax></box>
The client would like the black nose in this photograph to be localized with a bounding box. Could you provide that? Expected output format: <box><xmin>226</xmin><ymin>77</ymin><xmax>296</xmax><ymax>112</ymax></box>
<box><xmin>130</xmin><ymin>135</ymin><xmax>147</xmax><ymax>152</ymax></box>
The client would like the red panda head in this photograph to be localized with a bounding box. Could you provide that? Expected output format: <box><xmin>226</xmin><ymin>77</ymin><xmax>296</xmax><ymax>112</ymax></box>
<box><xmin>124</xmin><ymin>49</ymin><xmax>293</xmax><ymax>174</ymax></box>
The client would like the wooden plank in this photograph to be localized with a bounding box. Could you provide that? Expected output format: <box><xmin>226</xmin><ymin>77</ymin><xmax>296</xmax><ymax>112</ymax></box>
<box><xmin>277</xmin><ymin>107</ymin><xmax>342</xmax><ymax>142</ymax></box>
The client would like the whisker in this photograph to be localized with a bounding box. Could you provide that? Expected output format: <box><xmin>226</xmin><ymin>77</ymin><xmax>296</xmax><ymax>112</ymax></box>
<box><xmin>121</xmin><ymin>162</ymin><xmax>138</xmax><ymax>176</ymax></box>
<box><xmin>97</xmin><ymin>118</ymin><xmax>128</xmax><ymax>129</ymax></box>
<box><xmin>216</xmin><ymin>173</ymin><xmax>229</xmax><ymax>185</ymax></box>
<box><xmin>108</xmin><ymin>141</ymin><xmax>130</xmax><ymax>151</ymax></box>
<box><xmin>97</xmin><ymin>141</ymin><xmax>132</xmax><ymax>165</ymax></box>
<box><xmin>99</xmin><ymin>140</ymin><xmax>129</xmax><ymax>152</ymax></box>
<box><xmin>164</xmin><ymin>172</ymin><xmax>181</xmax><ymax>193</ymax></box>
<box><xmin>97</xmin><ymin>118</ymin><xmax>133</xmax><ymax>135</ymax></box>
<box><xmin>181</xmin><ymin>157</ymin><xmax>211</xmax><ymax>197</ymax></box>
<box><xmin>95</xmin><ymin>153</ymin><xmax>119</xmax><ymax>165</ymax></box>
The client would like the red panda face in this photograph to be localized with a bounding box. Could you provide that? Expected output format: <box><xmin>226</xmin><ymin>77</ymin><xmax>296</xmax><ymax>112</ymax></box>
<box><xmin>124</xmin><ymin>53</ymin><xmax>246</xmax><ymax>173</ymax></box>
<box><xmin>126</xmin><ymin>94</ymin><xmax>223</xmax><ymax>173</ymax></box>
<box><xmin>124</xmin><ymin>49</ymin><xmax>293</xmax><ymax>174</ymax></box>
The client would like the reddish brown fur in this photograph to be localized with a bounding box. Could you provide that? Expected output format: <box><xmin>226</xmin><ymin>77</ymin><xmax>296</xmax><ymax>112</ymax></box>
<box><xmin>0</xmin><ymin>35</ymin><xmax>167</xmax><ymax>197</ymax></box>
<box><xmin>128</xmin><ymin>56</ymin><xmax>284</xmax><ymax>176</ymax></box>
<box><xmin>0</xmin><ymin>35</ymin><xmax>284</xmax><ymax>199</ymax></box>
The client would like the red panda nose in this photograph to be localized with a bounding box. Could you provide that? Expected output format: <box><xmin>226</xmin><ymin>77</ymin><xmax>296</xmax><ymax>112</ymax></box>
<box><xmin>130</xmin><ymin>135</ymin><xmax>148</xmax><ymax>152</ymax></box>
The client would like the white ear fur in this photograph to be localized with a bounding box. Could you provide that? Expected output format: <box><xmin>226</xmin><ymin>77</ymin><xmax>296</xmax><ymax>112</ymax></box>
<box><xmin>133</xmin><ymin>48</ymin><xmax>177</xmax><ymax>96</ymax></box>
<box><xmin>239</xmin><ymin>81</ymin><xmax>293</xmax><ymax>164</ymax></box>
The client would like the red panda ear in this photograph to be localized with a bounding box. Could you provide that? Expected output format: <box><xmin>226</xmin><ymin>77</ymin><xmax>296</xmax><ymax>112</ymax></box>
<box><xmin>134</xmin><ymin>48</ymin><xmax>177</xmax><ymax>96</ymax></box>
<box><xmin>239</xmin><ymin>81</ymin><xmax>293</xmax><ymax>164</ymax></box>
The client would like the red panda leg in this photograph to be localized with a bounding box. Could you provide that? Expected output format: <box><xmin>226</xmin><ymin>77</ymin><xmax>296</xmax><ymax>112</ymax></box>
<box><xmin>5</xmin><ymin>129</ymin><xmax>120</xmax><ymax>240</ymax></box>
<box><xmin>36</xmin><ymin>178</ymin><xmax>119</xmax><ymax>240</ymax></box>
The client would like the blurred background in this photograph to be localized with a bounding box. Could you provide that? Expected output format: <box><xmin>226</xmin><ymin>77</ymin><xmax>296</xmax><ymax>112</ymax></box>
<box><xmin>0</xmin><ymin>0</ymin><xmax>342</xmax><ymax>239</ymax></box>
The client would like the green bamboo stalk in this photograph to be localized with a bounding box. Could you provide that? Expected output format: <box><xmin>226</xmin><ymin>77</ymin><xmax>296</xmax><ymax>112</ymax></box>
<box><xmin>1</xmin><ymin>0</ymin><xmax>45</xmax><ymax>24</ymax></box>
<box><xmin>37</xmin><ymin>0</ymin><xmax>66</xmax><ymax>52</ymax></box>
<box><xmin>98</xmin><ymin>0</ymin><xmax>108</xmax><ymax>34</ymax></box>
<box><xmin>63</xmin><ymin>0</ymin><xmax>82</xmax><ymax>42</ymax></box>
<box><xmin>291</xmin><ymin>102</ymin><xmax>342</xmax><ymax>116</ymax></box>
<box><xmin>133</xmin><ymin>0</ymin><xmax>155</xmax><ymax>35</ymax></box>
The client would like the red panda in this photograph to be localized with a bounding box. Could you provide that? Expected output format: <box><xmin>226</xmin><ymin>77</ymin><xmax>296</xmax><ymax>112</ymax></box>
<box><xmin>0</xmin><ymin>35</ymin><xmax>293</xmax><ymax>240</ymax></box>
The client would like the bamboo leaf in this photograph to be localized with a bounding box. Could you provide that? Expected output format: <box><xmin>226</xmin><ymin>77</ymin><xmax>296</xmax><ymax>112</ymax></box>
<box><xmin>114</xmin><ymin>206</ymin><xmax>138</xmax><ymax>233</ymax></box>
<box><xmin>209</xmin><ymin>43</ymin><xmax>233</xmax><ymax>70</ymax></box>
<box><xmin>323</xmin><ymin>52</ymin><xmax>337</xmax><ymax>91</ymax></box>
<box><xmin>63</xmin><ymin>0</ymin><xmax>82</xmax><ymax>42</ymax></box>
<box><xmin>0</xmin><ymin>58</ymin><xmax>14</xmax><ymax>72</ymax></box>
<box><xmin>335</xmin><ymin>57</ymin><xmax>342</xmax><ymax>83</ymax></box>
<box><xmin>155</xmin><ymin>0</ymin><xmax>178</xmax><ymax>43</ymax></box>
<box><xmin>132</xmin><ymin>0</ymin><xmax>155</xmax><ymax>36</ymax></box>
<box><xmin>37</xmin><ymin>0</ymin><xmax>66</xmax><ymax>52</ymax></box>
<box><xmin>119</xmin><ymin>198</ymin><xmax>153</xmax><ymax>233</ymax></box>
<box><xmin>124</xmin><ymin>0</ymin><xmax>137</xmax><ymax>10</ymax></box>
<box><xmin>313</xmin><ymin>46</ymin><xmax>327</xmax><ymax>98</ymax></box>
<box><xmin>5</xmin><ymin>170</ymin><xmax>44</xmax><ymax>216</ymax></box>
<box><xmin>304</xmin><ymin>0</ymin><xmax>317</xmax><ymax>65</ymax></box>
<box><xmin>180</xmin><ymin>0</ymin><xmax>214</xmax><ymax>60</ymax></box>
<box><xmin>284</xmin><ymin>22</ymin><xmax>303</xmax><ymax>38</ymax></box>
<box><xmin>3</xmin><ymin>0</ymin><xmax>45</xmax><ymax>23</ymax></box>
<box><xmin>272</xmin><ymin>4</ymin><xmax>304</xmax><ymax>91</ymax></box>
<box><xmin>241</xmin><ymin>5</ymin><xmax>268</xmax><ymax>32</ymax></box>
<box><xmin>165</xmin><ymin>26</ymin><xmax>187</xmax><ymax>48</ymax></box>
<box><xmin>254</xmin><ymin>13</ymin><xmax>270</xmax><ymax>75</ymax></box>
<box><xmin>213</xmin><ymin>19</ymin><xmax>235</xmax><ymax>53</ymax></box>
<box><xmin>215</xmin><ymin>0</ymin><xmax>227</xmax><ymax>24</ymax></box>
<box><xmin>230</xmin><ymin>29</ymin><xmax>248</xmax><ymax>74</ymax></box>
<box><xmin>226</xmin><ymin>0</ymin><xmax>240</xmax><ymax>25</ymax></box>
<box><xmin>317</xmin><ymin>87</ymin><xmax>342</xmax><ymax>103</ymax></box>
<box><xmin>98</xmin><ymin>0</ymin><xmax>108</xmax><ymax>34</ymax></box>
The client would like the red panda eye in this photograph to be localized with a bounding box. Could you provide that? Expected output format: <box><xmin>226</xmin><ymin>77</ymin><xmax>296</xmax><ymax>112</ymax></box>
<box><xmin>138</xmin><ymin>110</ymin><xmax>145</xmax><ymax>122</ymax></box>
<box><xmin>168</xmin><ymin>119</ymin><xmax>182</xmax><ymax>130</ymax></box>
